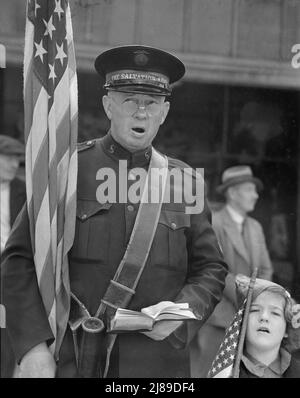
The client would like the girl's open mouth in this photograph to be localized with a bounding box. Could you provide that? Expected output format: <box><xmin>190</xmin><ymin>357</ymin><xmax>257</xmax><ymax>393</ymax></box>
<box><xmin>257</xmin><ymin>327</ymin><xmax>270</xmax><ymax>333</ymax></box>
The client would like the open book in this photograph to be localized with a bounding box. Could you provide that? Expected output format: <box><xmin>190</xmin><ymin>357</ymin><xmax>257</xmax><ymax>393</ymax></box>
<box><xmin>108</xmin><ymin>301</ymin><xmax>197</xmax><ymax>332</ymax></box>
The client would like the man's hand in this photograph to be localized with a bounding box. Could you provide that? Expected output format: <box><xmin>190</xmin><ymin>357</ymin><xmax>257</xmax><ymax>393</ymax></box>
<box><xmin>15</xmin><ymin>342</ymin><xmax>56</xmax><ymax>378</ymax></box>
<box><xmin>141</xmin><ymin>320</ymin><xmax>183</xmax><ymax>341</ymax></box>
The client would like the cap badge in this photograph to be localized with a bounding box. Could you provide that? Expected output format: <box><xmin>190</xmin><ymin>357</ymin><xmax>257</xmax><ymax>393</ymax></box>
<box><xmin>134</xmin><ymin>50</ymin><xmax>149</xmax><ymax>67</ymax></box>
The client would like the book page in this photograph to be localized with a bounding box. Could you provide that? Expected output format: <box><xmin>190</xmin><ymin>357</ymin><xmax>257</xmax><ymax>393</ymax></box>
<box><xmin>109</xmin><ymin>302</ymin><xmax>197</xmax><ymax>333</ymax></box>
<box><xmin>155</xmin><ymin>309</ymin><xmax>197</xmax><ymax>322</ymax></box>
<box><xmin>141</xmin><ymin>301</ymin><xmax>190</xmax><ymax>319</ymax></box>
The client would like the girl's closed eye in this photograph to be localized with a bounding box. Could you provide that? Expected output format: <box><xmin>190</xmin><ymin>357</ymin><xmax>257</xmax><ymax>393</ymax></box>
<box><xmin>271</xmin><ymin>311</ymin><xmax>282</xmax><ymax>317</ymax></box>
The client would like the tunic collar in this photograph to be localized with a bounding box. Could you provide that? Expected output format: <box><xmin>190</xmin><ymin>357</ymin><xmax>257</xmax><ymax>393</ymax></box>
<box><xmin>101</xmin><ymin>131</ymin><xmax>152</xmax><ymax>168</ymax></box>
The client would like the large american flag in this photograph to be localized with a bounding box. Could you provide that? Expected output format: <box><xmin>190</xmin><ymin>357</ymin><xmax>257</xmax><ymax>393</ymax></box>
<box><xmin>24</xmin><ymin>0</ymin><xmax>78</xmax><ymax>358</ymax></box>
<box><xmin>207</xmin><ymin>301</ymin><xmax>246</xmax><ymax>378</ymax></box>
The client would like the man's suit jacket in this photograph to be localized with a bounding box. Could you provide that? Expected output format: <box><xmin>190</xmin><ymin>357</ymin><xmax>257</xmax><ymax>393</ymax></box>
<box><xmin>207</xmin><ymin>206</ymin><xmax>273</xmax><ymax>329</ymax></box>
<box><xmin>1</xmin><ymin>177</ymin><xmax>26</xmax><ymax>378</ymax></box>
<box><xmin>9</xmin><ymin>177</ymin><xmax>26</xmax><ymax>227</ymax></box>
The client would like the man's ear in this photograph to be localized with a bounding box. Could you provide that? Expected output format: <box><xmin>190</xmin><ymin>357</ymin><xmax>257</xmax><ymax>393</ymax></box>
<box><xmin>227</xmin><ymin>186</ymin><xmax>235</xmax><ymax>201</ymax></box>
<box><xmin>102</xmin><ymin>95</ymin><xmax>112</xmax><ymax>120</ymax></box>
<box><xmin>160</xmin><ymin>101</ymin><xmax>170</xmax><ymax>126</ymax></box>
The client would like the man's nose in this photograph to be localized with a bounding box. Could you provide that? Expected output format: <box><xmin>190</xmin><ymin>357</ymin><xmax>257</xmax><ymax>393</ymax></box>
<box><xmin>134</xmin><ymin>105</ymin><xmax>147</xmax><ymax>118</ymax></box>
<box><xmin>250</xmin><ymin>191</ymin><xmax>258</xmax><ymax>202</ymax></box>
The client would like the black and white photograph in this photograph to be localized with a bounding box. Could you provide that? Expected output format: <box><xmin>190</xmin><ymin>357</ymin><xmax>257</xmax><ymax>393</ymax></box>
<box><xmin>1</xmin><ymin>0</ymin><xmax>300</xmax><ymax>382</ymax></box>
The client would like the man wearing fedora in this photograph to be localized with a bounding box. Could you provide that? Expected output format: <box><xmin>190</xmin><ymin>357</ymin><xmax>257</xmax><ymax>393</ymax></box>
<box><xmin>0</xmin><ymin>134</ymin><xmax>26</xmax><ymax>378</ymax></box>
<box><xmin>1</xmin><ymin>45</ymin><xmax>228</xmax><ymax>378</ymax></box>
<box><xmin>192</xmin><ymin>165</ymin><xmax>273</xmax><ymax>377</ymax></box>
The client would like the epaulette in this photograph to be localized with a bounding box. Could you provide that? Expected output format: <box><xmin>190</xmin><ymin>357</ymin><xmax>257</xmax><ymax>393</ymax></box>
<box><xmin>77</xmin><ymin>139</ymin><xmax>96</xmax><ymax>153</ymax></box>
<box><xmin>168</xmin><ymin>156</ymin><xmax>190</xmax><ymax>171</ymax></box>
<box><xmin>168</xmin><ymin>156</ymin><xmax>205</xmax><ymax>184</ymax></box>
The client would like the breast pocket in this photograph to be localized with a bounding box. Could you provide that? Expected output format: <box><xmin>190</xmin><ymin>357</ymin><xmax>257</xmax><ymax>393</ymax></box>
<box><xmin>150</xmin><ymin>209</ymin><xmax>191</xmax><ymax>271</ymax></box>
<box><xmin>71</xmin><ymin>200</ymin><xmax>112</xmax><ymax>262</ymax></box>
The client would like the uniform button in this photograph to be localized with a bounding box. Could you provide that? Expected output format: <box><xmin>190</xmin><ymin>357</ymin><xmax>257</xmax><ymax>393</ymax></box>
<box><xmin>81</xmin><ymin>214</ymin><xmax>87</xmax><ymax>220</ymax></box>
<box><xmin>145</xmin><ymin>151</ymin><xmax>150</xmax><ymax>160</ymax></box>
<box><xmin>109</xmin><ymin>144</ymin><xmax>115</xmax><ymax>153</ymax></box>
<box><xmin>127</xmin><ymin>205</ymin><xmax>134</xmax><ymax>212</ymax></box>
<box><xmin>171</xmin><ymin>222</ymin><xmax>177</xmax><ymax>230</ymax></box>
<box><xmin>86</xmin><ymin>140</ymin><xmax>93</xmax><ymax>145</ymax></box>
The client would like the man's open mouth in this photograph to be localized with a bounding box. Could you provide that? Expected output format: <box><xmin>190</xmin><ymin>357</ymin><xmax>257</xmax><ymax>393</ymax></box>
<box><xmin>132</xmin><ymin>127</ymin><xmax>145</xmax><ymax>134</ymax></box>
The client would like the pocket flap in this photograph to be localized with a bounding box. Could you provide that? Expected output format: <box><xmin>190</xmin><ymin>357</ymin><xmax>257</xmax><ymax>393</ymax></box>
<box><xmin>76</xmin><ymin>200</ymin><xmax>112</xmax><ymax>221</ymax></box>
<box><xmin>159</xmin><ymin>210</ymin><xmax>190</xmax><ymax>230</ymax></box>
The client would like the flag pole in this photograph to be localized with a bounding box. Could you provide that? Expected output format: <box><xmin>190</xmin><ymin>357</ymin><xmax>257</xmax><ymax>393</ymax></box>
<box><xmin>232</xmin><ymin>267</ymin><xmax>258</xmax><ymax>378</ymax></box>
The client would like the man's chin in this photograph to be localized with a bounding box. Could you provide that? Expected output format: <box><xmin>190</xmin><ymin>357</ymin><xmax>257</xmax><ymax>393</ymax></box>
<box><xmin>125</xmin><ymin>139</ymin><xmax>148</xmax><ymax>152</ymax></box>
<box><xmin>128</xmin><ymin>135</ymin><xmax>150</xmax><ymax>149</ymax></box>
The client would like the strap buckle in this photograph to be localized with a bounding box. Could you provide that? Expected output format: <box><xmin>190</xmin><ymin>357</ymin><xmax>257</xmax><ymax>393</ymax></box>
<box><xmin>82</xmin><ymin>317</ymin><xmax>105</xmax><ymax>333</ymax></box>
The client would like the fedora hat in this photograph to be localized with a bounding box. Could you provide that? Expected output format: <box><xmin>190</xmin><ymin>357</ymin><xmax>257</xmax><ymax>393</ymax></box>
<box><xmin>216</xmin><ymin>165</ymin><xmax>263</xmax><ymax>195</ymax></box>
<box><xmin>94</xmin><ymin>44</ymin><xmax>185</xmax><ymax>96</ymax></box>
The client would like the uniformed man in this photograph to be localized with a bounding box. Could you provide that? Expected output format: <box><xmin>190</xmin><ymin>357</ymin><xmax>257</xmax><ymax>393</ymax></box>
<box><xmin>1</xmin><ymin>45</ymin><xmax>228</xmax><ymax>378</ymax></box>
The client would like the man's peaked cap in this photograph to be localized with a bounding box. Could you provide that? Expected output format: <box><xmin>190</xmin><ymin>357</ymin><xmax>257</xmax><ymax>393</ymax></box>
<box><xmin>94</xmin><ymin>45</ymin><xmax>185</xmax><ymax>96</ymax></box>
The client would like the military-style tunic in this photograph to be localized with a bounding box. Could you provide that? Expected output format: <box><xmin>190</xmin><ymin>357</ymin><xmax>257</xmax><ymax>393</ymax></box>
<box><xmin>1</xmin><ymin>133</ymin><xmax>227</xmax><ymax>378</ymax></box>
